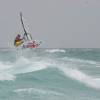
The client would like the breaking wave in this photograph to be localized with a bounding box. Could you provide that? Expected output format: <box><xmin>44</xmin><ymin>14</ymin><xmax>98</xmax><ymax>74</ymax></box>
<box><xmin>1</xmin><ymin>49</ymin><xmax>100</xmax><ymax>100</ymax></box>
<box><xmin>59</xmin><ymin>66</ymin><xmax>100</xmax><ymax>89</ymax></box>
<box><xmin>0</xmin><ymin>57</ymin><xmax>48</xmax><ymax>81</ymax></box>
<box><xmin>0</xmin><ymin>50</ymin><xmax>100</xmax><ymax>90</ymax></box>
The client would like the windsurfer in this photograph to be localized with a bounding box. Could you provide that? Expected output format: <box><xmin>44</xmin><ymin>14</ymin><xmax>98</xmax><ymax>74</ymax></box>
<box><xmin>14</xmin><ymin>34</ymin><xmax>24</xmax><ymax>47</ymax></box>
<box><xmin>14</xmin><ymin>12</ymin><xmax>42</xmax><ymax>49</ymax></box>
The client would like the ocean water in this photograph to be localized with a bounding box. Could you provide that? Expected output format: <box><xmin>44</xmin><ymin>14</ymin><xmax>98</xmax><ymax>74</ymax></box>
<box><xmin>0</xmin><ymin>48</ymin><xmax>100</xmax><ymax>100</ymax></box>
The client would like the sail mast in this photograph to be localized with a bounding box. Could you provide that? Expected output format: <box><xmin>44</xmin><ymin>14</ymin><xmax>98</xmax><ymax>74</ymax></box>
<box><xmin>20</xmin><ymin>12</ymin><xmax>28</xmax><ymax>40</ymax></box>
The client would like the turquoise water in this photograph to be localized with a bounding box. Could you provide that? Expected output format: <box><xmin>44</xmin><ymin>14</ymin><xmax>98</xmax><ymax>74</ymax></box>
<box><xmin>0</xmin><ymin>48</ymin><xmax>100</xmax><ymax>100</ymax></box>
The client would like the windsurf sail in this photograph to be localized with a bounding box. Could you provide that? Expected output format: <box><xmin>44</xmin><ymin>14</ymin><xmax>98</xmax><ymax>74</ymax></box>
<box><xmin>14</xmin><ymin>12</ymin><xmax>42</xmax><ymax>48</ymax></box>
<box><xmin>20</xmin><ymin>12</ymin><xmax>32</xmax><ymax>41</ymax></box>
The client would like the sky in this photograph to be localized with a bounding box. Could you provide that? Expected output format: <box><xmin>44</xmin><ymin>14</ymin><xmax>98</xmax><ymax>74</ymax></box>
<box><xmin>0</xmin><ymin>0</ymin><xmax>100</xmax><ymax>48</ymax></box>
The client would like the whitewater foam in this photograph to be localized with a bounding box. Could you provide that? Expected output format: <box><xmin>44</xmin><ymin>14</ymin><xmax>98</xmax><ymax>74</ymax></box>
<box><xmin>0</xmin><ymin>73</ymin><xmax>15</xmax><ymax>81</ymax></box>
<box><xmin>62</xmin><ymin>57</ymin><xmax>98</xmax><ymax>65</ymax></box>
<box><xmin>0</xmin><ymin>57</ymin><xmax>48</xmax><ymax>81</ymax></box>
<box><xmin>0</xmin><ymin>61</ymin><xmax>12</xmax><ymax>71</ymax></box>
<box><xmin>45</xmin><ymin>49</ymin><xmax>66</xmax><ymax>53</ymax></box>
<box><xmin>0</xmin><ymin>61</ymin><xmax>15</xmax><ymax>81</ymax></box>
<box><xmin>13</xmin><ymin>57</ymin><xmax>48</xmax><ymax>74</ymax></box>
<box><xmin>0</xmin><ymin>50</ymin><xmax>100</xmax><ymax>90</ymax></box>
<box><xmin>59</xmin><ymin>66</ymin><xmax>100</xmax><ymax>89</ymax></box>
<box><xmin>14</xmin><ymin>88</ymin><xmax>63</xmax><ymax>96</ymax></box>
<box><xmin>12</xmin><ymin>57</ymin><xmax>100</xmax><ymax>89</ymax></box>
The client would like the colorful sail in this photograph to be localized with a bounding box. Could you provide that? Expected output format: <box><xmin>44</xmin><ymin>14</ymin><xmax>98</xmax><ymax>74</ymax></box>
<box><xmin>14</xmin><ymin>12</ymin><xmax>42</xmax><ymax>49</ymax></box>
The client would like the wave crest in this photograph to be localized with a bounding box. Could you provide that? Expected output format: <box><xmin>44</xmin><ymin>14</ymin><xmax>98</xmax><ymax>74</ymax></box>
<box><xmin>45</xmin><ymin>49</ymin><xmax>66</xmax><ymax>53</ymax></box>
<box><xmin>59</xmin><ymin>66</ymin><xmax>100</xmax><ymax>89</ymax></box>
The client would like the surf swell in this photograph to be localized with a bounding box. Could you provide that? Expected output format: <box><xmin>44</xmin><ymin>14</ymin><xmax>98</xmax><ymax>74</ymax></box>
<box><xmin>0</xmin><ymin>49</ymin><xmax>100</xmax><ymax>91</ymax></box>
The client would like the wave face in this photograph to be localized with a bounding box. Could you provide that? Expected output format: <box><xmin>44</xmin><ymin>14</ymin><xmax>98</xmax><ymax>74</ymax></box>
<box><xmin>0</xmin><ymin>48</ymin><xmax>100</xmax><ymax>100</ymax></box>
